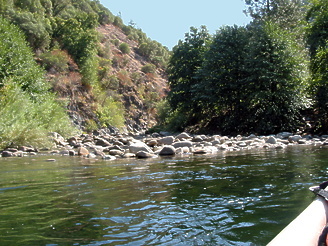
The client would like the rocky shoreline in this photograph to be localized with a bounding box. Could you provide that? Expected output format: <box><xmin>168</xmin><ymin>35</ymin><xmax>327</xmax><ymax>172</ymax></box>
<box><xmin>1</xmin><ymin>130</ymin><xmax>328</xmax><ymax>159</ymax></box>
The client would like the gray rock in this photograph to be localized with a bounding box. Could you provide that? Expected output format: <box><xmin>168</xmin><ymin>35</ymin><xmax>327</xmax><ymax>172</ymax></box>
<box><xmin>95</xmin><ymin>138</ymin><xmax>111</xmax><ymax>147</ymax></box>
<box><xmin>192</xmin><ymin>135</ymin><xmax>204</xmax><ymax>142</ymax></box>
<box><xmin>298</xmin><ymin>139</ymin><xmax>307</xmax><ymax>144</ymax></box>
<box><xmin>277</xmin><ymin>132</ymin><xmax>293</xmax><ymax>139</ymax></box>
<box><xmin>147</xmin><ymin>139</ymin><xmax>158</xmax><ymax>147</ymax></box>
<box><xmin>59</xmin><ymin>150</ymin><xmax>70</xmax><ymax>155</ymax></box>
<box><xmin>237</xmin><ymin>141</ymin><xmax>247</xmax><ymax>147</ymax></box>
<box><xmin>122</xmin><ymin>153</ymin><xmax>136</xmax><ymax>158</ymax></box>
<box><xmin>159</xmin><ymin>145</ymin><xmax>176</xmax><ymax>156</ymax></box>
<box><xmin>2</xmin><ymin>151</ymin><xmax>13</xmax><ymax>157</ymax></box>
<box><xmin>108</xmin><ymin>149</ymin><xmax>124</xmax><ymax>156</ymax></box>
<box><xmin>136</xmin><ymin>151</ymin><xmax>156</xmax><ymax>158</ymax></box>
<box><xmin>176</xmin><ymin>132</ymin><xmax>191</xmax><ymax>140</ymax></box>
<box><xmin>288</xmin><ymin>135</ymin><xmax>302</xmax><ymax>143</ymax></box>
<box><xmin>158</xmin><ymin>136</ymin><xmax>175</xmax><ymax>145</ymax></box>
<box><xmin>173</xmin><ymin>141</ymin><xmax>193</xmax><ymax>148</ymax></box>
<box><xmin>266</xmin><ymin>137</ymin><xmax>277</xmax><ymax>144</ymax></box>
<box><xmin>129</xmin><ymin>141</ymin><xmax>153</xmax><ymax>154</ymax></box>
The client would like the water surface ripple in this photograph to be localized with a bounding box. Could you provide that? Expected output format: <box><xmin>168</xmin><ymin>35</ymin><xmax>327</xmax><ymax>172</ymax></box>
<box><xmin>0</xmin><ymin>146</ymin><xmax>327</xmax><ymax>245</ymax></box>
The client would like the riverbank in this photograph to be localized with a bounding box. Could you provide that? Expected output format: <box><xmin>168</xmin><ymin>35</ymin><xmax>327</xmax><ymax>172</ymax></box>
<box><xmin>1</xmin><ymin>130</ymin><xmax>328</xmax><ymax>159</ymax></box>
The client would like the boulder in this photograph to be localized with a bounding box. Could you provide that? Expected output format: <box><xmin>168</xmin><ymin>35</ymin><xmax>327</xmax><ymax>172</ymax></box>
<box><xmin>2</xmin><ymin>151</ymin><xmax>13</xmax><ymax>157</ymax></box>
<box><xmin>95</xmin><ymin>138</ymin><xmax>111</xmax><ymax>147</ymax></box>
<box><xmin>158</xmin><ymin>136</ymin><xmax>175</xmax><ymax>145</ymax></box>
<box><xmin>159</xmin><ymin>145</ymin><xmax>176</xmax><ymax>156</ymax></box>
<box><xmin>237</xmin><ymin>141</ymin><xmax>247</xmax><ymax>147</ymax></box>
<box><xmin>176</xmin><ymin>132</ymin><xmax>191</xmax><ymax>140</ymax></box>
<box><xmin>173</xmin><ymin>141</ymin><xmax>193</xmax><ymax>148</ymax></box>
<box><xmin>122</xmin><ymin>153</ymin><xmax>136</xmax><ymax>158</ymax></box>
<box><xmin>192</xmin><ymin>135</ymin><xmax>204</xmax><ymax>142</ymax></box>
<box><xmin>147</xmin><ymin>139</ymin><xmax>158</xmax><ymax>147</ymax></box>
<box><xmin>77</xmin><ymin>147</ymin><xmax>89</xmax><ymax>156</ymax></box>
<box><xmin>108</xmin><ymin>149</ymin><xmax>124</xmax><ymax>156</ymax></box>
<box><xmin>68</xmin><ymin>150</ymin><xmax>76</xmax><ymax>156</ymax></box>
<box><xmin>288</xmin><ymin>135</ymin><xmax>302</xmax><ymax>143</ymax></box>
<box><xmin>129</xmin><ymin>141</ymin><xmax>153</xmax><ymax>154</ymax></box>
<box><xmin>277</xmin><ymin>132</ymin><xmax>293</xmax><ymax>139</ymax></box>
<box><xmin>136</xmin><ymin>151</ymin><xmax>156</xmax><ymax>158</ymax></box>
<box><xmin>266</xmin><ymin>137</ymin><xmax>277</xmax><ymax>144</ymax></box>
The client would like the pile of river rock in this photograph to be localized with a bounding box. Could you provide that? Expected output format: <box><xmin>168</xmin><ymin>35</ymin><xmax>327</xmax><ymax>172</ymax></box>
<box><xmin>1</xmin><ymin>130</ymin><xmax>328</xmax><ymax>159</ymax></box>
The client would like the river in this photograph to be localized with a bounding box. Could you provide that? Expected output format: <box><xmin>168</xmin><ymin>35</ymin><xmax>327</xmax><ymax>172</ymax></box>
<box><xmin>0</xmin><ymin>145</ymin><xmax>327</xmax><ymax>245</ymax></box>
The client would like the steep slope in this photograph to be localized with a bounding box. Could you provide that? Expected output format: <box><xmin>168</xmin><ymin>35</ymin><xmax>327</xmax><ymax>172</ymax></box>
<box><xmin>96</xmin><ymin>24</ymin><xmax>169</xmax><ymax>132</ymax></box>
<box><xmin>0</xmin><ymin>0</ymin><xmax>170</xmax><ymax>133</ymax></box>
<box><xmin>44</xmin><ymin>22</ymin><xmax>170</xmax><ymax>133</ymax></box>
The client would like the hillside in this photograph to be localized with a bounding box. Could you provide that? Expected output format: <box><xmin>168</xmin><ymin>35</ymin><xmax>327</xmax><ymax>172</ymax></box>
<box><xmin>45</xmin><ymin>22</ymin><xmax>169</xmax><ymax>133</ymax></box>
<box><xmin>0</xmin><ymin>0</ymin><xmax>171</xmax><ymax>135</ymax></box>
<box><xmin>96</xmin><ymin>24</ymin><xmax>169</xmax><ymax>131</ymax></box>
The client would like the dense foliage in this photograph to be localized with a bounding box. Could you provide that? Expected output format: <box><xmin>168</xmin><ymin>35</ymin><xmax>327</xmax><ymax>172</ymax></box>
<box><xmin>0</xmin><ymin>17</ymin><xmax>76</xmax><ymax>148</ymax></box>
<box><xmin>164</xmin><ymin>0</ymin><xmax>327</xmax><ymax>135</ymax></box>
<box><xmin>0</xmin><ymin>0</ymin><xmax>170</xmax><ymax>141</ymax></box>
<box><xmin>307</xmin><ymin>0</ymin><xmax>328</xmax><ymax>132</ymax></box>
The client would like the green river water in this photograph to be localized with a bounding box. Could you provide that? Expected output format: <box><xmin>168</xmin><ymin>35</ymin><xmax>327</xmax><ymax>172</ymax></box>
<box><xmin>0</xmin><ymin>145</ymin><xmax>328</xmax><ymax>245</ymax></box>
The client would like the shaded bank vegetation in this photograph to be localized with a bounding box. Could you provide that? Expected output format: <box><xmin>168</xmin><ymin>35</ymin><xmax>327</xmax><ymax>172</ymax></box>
<box><xmin>159</xmin><ymin>0</ymin><xmax>328</xmax><ymax>135</ymax></box>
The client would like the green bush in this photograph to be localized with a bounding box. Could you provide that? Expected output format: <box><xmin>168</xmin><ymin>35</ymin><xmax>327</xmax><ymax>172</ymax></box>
<box><xmin>39</xmin><ymin>49</ymin><xmax>70</xmax><ymax>73</ymax></box>
<box><xmin>141</xmin><ymin>63</ymin><xmax>156</xmax><ymax>74</ymax></box>
<box><xmin>119</xmin><ymin>42</ymin><xmax>130</xmax><ymax>54</ymax></box>
<box><xmin>0</xmin><ymin>81</ymin><xmax>76</xmax><ymax>148</ymax></box>
<box><xmin>0</xmin><ymin>17</ymin><xmax>77</xmax><ymax>148</ymax></box>
<box><xmin>96</xmin><ymin>93</ymin><xmax>125</xmax><ymax>129</ymax></box>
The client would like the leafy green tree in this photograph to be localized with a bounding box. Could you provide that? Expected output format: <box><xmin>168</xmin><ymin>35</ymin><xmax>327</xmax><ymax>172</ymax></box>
<box><xmin>50</xmin><ymin>0</ymin><xmax>70</xmax><ymax>17</ymax></box>
<box><xmin>195</xmin><ymin>25</ymin><xmax>250</xmax><ymax>133</ymax></box>
<box><xmin>0</xmin><ymin>17</ymin><xmax>76</xmax><ymax>148</ymax></box>
<box><xmin>167</xmin><ymin>26</ymin><xmax>211</xmax><ymax>126</ymax></box>
<box><xmin>55</xmin><ymin>13</ymin><xmax>98</xmax><ymax>86</ymax></box>
<box><xmin>0</xmin><ymin>16</ymin><xmax>48</xmax><ymax>97</ymax></box>
<box><xmin>244</xmin><ymin>22</ymin><xmax>309</xmax><ymax>134</ymax></box>
<box><xmin>9</xmin><ymin>11</ymin><xmax>52</xmax><ymax>51</ymax></box>
<box><xmin>307</xmin><ymin>0</ymin><xmax>328</xmax><ymax>132</ymax></box>
<box><xmin>245</xmin><ymin>0</ymin><xmax>307</xmax><ymax>25</ymax></box>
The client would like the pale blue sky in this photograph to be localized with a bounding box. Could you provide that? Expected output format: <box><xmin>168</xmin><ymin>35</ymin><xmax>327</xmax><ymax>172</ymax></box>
<box><xmin>100</xmin><ymin>0</ymin><xmax>251</xmax><ymax>49</ymax></box>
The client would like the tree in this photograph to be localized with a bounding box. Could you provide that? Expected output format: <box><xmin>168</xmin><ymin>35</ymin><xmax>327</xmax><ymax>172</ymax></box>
<box><xmin>245</xmin><ymin>0</ymin><xmax>307</xmax><ymax>26</ymax></box>
<box><xmin>167</xmin><ymin>26</ymin><xmax>211</xmax><ymax>126</ymax></box>
<box><xmin>55</xmin><ymin>13</ymin><xmax>98</xmax><ymax>86</ymax></box>
<box><xmin>9</xmin><ymin>11</ymin><xmax>52</xmax><ymax>51</ymax></box>
<box><xmin>307</xmin><ymin>0</ymin><xmax>328</xmax><ymax>132</ymax></box>
<box><xmin>0</xmin><ymin>17</ymin><xmax>75</xmax><ymax>148</ymax></box>
<box><xmin>195</xmin><ymin>25</ymin><xmax>250</xmax><ymax>133</ymax></box>
<box><xmin>0</xmin><ymin>16</ymin><xmax>48</xmax><ymax>97</ymax></box>
<box><xmin>244</xmin><ymin>22</ymin><xmax>309</xmax><ymax>134</ymax></box>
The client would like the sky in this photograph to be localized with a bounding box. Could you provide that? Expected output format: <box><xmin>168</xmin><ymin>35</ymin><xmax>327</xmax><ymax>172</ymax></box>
<box><xmin>100</xmin><ymin>0</ymin><xmax>251</xmax><ymax>50</ymax></box>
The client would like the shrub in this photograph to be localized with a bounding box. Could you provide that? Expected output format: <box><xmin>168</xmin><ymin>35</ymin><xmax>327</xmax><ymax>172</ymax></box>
<box><xmin>111</xmin><ymin>39</ymin><xmax>120</xmax><ymax>46</ymax></box>
<box><xmin>0</xmin><ymin>81</ymin><xmax>76</xmax><ymax>148</ymax></box>
<box><xmin>0</xmin><ymin>17</ymin><xmax>77</xmax><ymax>148</ymax></box>
<box><xmin>119</xmin><ymin>42</ymin><xmax>130</xmax><ymax>54</ymax></box>
<box><xmin>39</xmin><ymin>49</ymin><xmax>70</xmax><ymax>73</ymax></box>
<box><xmin>141</xmin><ymin>63</ymin><xmax>156</xmax><ymax>74</ymax></box>
<box><xmin>96</xmin><ymin>93</ymin><xmax>125</xmax><ymax>129</ymax></box>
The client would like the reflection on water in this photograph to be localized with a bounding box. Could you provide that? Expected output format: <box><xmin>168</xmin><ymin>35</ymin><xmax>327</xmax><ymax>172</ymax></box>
<box><xmin>0</xmin><ymin>146</ymin><xmax>327</xmax><ymax>245</ymax></box>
